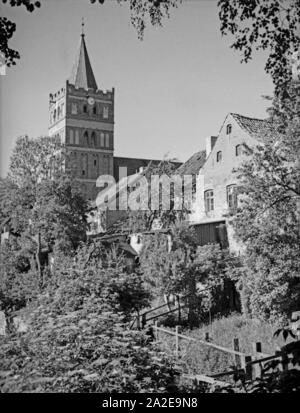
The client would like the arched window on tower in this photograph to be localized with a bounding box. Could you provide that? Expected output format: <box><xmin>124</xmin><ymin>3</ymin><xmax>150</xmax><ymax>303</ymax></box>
<box><xmin>71</xmin><ymin>103</ymin><xmax>78</xmax><ymax>115</ymax></box>
<box><xmin>75</xmin><ymin>130</ymin><xmax>79</xmax><ymax>145</ymax></box>
<box><xmin>91</xmin><ymin>131</ymin><xmax>96</xmax><ymax>147</ymax></box>
<box><xmin>105</xmin><ymin>133</ymin><xmax>109</xmax><ymax>148</ymax></box>
<box><xmin>84</xmin><ymin>131</ymin><xmax>89</xmax><ymax>146</ymax></box>
<box><xmin>100</xmin><ymin>132</ymin><xmax>105</xmax><ymax>147</ymax></box>
<box><xmin>69</xmin><ymin>129</ymin><xmax>74</xmax><ymax>145</ymax></box>
<box><xmin>103</xmin><ymin>106</ymin><xmax>109</xmax><ymax>119</ymax></box>
<box><xmin>53</xmin><ymin>109</ymin><xmax>57</xmax><ymax>122</ymax></box>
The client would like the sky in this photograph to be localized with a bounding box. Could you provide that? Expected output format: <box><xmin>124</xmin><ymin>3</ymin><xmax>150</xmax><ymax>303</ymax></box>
<box><xmin>0</xmin><ymin>0</ymin><xmax>274</xmax><ymax>177</ymax></box>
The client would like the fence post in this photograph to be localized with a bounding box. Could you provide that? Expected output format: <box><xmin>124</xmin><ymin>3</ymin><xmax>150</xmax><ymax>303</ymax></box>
<box><xmin>142</xmin><ymin>313</ymin><xmax>147</xmax><ymax>329</ymax></box>
<box><xmin>252</xmin><ymin>342</ymin><xmax>262</xmax><ymax>378</ymax></box>
<box><xmin>175</xmin><ymin>325</ymin><xmax>180</xmax><ymax>358</ymax></box>
<box><xmin>233</xmin><ymin>338</ymin><xmax>241</xmax><ymax>368</ymax></box>
<box><xmin>241</xmin><ymin>355</ymin><xmax>253</xmax><ymax>381</ymax></box>
<box><xmin>154</xmin><ymin>320</ymin><xmax>158</xmax><ymax>342</ymax></box>
<box><xmin>136</xmin><ymin>312</ymin><xmax>140</xmax><ymax>330</ymax></box>
<box><xmin>176</xmin><ymin>296</ymin><xmax>181</xmax><ymax>323</ymax></box>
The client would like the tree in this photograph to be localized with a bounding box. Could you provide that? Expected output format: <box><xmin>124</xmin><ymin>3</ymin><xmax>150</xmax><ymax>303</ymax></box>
<box><xmin>218</xmin><ymin>0</ymin><xmax>300</xmax><ymax>93</ymax></box>
<box><xmin>0</xmin><ymin>1</ymin><xmax>41</xmax><ymax>66</ymax></box>
<box><xmin>0</xmin><ymin>253</ymin><xmax>181</xmax><ymax>393</ymax></box>
<box><xmin>8</xmin><ymin>135</ymin><xmax>65</xmax><ymax>188</ymax></box>
<box><xmin>1</xmin><ymin>135</ymin><xmax>87</xmax><ymax>251</ymax></box>
<box><xmin>230</xmin><ymin>83</ymin><xmax>300</xmax><ymax>322</ymax></box>
<box><xmin>0</xmin><ymin>236</ymin><xmax>40</xmax><ymax>315</ymax></box>
<box><xmin>140</xmin><ymin>222</ymin><xmax>239</xmax><ymax>327</ymax></box>
<box><xmin>0</xmin><ymin>135</ymin><xmax>88</xmax><ymax>314</ymax></box>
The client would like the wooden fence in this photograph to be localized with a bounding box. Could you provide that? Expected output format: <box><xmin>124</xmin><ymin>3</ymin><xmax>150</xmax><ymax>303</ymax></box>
<box><xmin>153</xmin><ymin>323</ymin><xmax>295</xmax><ymax>386</ymax></box>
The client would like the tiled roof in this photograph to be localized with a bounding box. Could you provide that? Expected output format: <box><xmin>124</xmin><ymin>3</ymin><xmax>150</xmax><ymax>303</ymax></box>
<box><xmin>176</xmin><ymin>150</ymin><xmax>206</xmax><ymax>176</ymax></box>
<box><xmin>113</xmin><ymin>157</ymin><xmax>182</xmax><ymax>181</ymax></box>
<box><xmin>68</xmin><ymin>34</ymin><xmax>98</xmax><ymax>90</ymax></box>
<box><xmin>230</xmin><ymin>113</ymin><xmax>277</xmax><ymax>140</ymax></box>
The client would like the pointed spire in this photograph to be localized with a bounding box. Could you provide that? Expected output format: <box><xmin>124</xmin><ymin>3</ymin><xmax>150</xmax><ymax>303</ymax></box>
<box><xmin>68</xmin><ymin>21</ymin><xmax>98</xmax><ymax>91</ymax></box>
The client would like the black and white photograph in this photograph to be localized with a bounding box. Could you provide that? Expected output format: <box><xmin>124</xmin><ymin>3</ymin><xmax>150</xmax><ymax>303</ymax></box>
<box><xmin>0</xmin><ymin>0</ymin><xmax>300</xmax><ymax>398</ymax></box>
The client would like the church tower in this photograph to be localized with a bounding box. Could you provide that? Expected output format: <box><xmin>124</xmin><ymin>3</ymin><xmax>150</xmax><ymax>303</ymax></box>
<box><xmin>48</xmin><ymin>23</ymin><xmax>114</xmax><ymax>200</ymax></box>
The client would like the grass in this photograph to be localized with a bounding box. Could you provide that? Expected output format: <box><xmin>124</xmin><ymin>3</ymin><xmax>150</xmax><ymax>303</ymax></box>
<box><xmin>155</xmin><ymin>313</ymin><xmax>290</xmax><ymax>377</ymax></box>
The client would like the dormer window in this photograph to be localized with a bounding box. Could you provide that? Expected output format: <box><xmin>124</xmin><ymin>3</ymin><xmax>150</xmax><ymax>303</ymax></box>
<box><xmin>235</xmin><ymin>144</ymin><xmax>243</xmax><ymax>156</ymax></box>
<box><xmin>226</xmin><ymin>124</ymin><xmax>232</xmax><ymax>134</ymax></box>
<box><xmin>216</xmin><ymin>151</ymin><xmax>222</xmax><ymax>162</ymax></box>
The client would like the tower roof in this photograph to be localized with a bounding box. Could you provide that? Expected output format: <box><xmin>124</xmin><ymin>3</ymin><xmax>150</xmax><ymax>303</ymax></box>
<box><xmin>68</xmin><ymin>29</ymin><xmax>98</xmax><ymax>91</ymax></box>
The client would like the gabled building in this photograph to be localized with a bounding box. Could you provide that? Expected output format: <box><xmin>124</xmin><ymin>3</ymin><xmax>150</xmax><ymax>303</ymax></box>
<box><xmin>183</xmin><ymin>113</ymin><xmax>276</xmax><ymax>252</ymax></box>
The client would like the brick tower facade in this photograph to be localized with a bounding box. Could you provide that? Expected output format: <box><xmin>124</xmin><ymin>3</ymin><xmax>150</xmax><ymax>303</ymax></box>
<box><xmin>48</xmin><ymin>27</ymin><xmax>114</xmax><ymax>200</ymax></box>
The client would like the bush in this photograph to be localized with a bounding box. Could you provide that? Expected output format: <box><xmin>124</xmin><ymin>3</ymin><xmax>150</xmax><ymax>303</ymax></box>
<box><xmin>157</xmin><ymin>314</ymin><xmax>288</xmax><ymax>378</ymax></box>
<box><xmin>0</xmin><ymin>259</ymin><xmax>181</xmax><ymax>393</ymax></box>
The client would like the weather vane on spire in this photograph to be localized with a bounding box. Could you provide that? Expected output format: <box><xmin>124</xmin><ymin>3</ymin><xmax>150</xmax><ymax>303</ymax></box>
<box><xmin>81</xmin><ymin>17</ymin><xmax>85</xmax><ymax>37</ymax></box>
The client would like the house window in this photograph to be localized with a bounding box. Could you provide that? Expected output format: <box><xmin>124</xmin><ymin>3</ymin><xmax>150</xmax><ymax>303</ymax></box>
<box><xmin>93</xmin><ymin>106</ymin><xmax>97</xmax><ymax>115</ymax></box>
<box><xmin>226</xmin><ymin>185</ymin><xmax>238</xmax><ymax>209</ymax></box>
<box><xmin>103</xmin><ymin>106</ymin><xmax>109</xmax><ymax>119</ymax></box>
<box><xmin>204</xmin><ymin>190</ymin><xmax>214</xmax><ymax>213</ymax></box>
<box><xmin>69</xmin><ymin>129</ymin><xmax>74</xmax><ymax>144</ymax></box>
<box><xmin>82</xmin><ymin>170</ymin><xmax>85</xmax><ymax>176</ymax></box>
<box><xmin>83</xmin><ymin>105</ymin><xmax>87</xmax><ymax>113</ymax></box>
<box><xmin>226</xmin><ymin>124</ymin><xmax>232</xmax><ymax>134</ymax></box>
<box><xmin>100</xmin><ymin>132</ymin><xmax>105</xmax><ymax>147</ymax></box>
<box><xmin>94</xmin><ymin>159</ymin><xmax>97</xmax><ymax>167</ymax></box>
<box><xmin>71</xmin><ymin>103</ymin><xmax>77</xmax><ymax>115</ymax></box>
<box><xmin>216</xmin><ymin>151</ymin><xmax>222</xmax><ymax>162</ymax></box>
<box><xmin>235</xmin><ymin>144</ymin><xmax>243</xmax><ymax>156</ymax></box>
<box><xmin>105</xmin><ymin>133</ymin><xmax>109</xmax><ymax>147</ymax></box>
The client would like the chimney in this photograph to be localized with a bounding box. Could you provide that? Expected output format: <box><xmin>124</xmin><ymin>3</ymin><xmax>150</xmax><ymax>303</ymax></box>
<box><xmin>205</xmin><ymin>136</ymin><xmax>218</xmax><ymax>158</ymax></box>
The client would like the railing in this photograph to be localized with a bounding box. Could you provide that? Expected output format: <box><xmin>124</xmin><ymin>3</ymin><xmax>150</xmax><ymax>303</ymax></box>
<box><xmin>130</xmin><ymin>286</ymin><xmax>215</xmax><ymax>329</ymax></box>
<box><xmin>152</xmin><ymin>323</ymin><xmax>296</xmax><ymax>384</ymax></box>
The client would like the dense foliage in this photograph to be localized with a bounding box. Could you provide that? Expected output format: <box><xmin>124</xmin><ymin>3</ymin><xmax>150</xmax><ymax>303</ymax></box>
<box><xmin>230</xmin><ymin>85</ymin><xmax>300</xmax><ymax>322</ymax></box>
<box><xmin>0</xmin><ymin>255</ymin><xmax>181</xmax><ymax>393</ymax></box>
<box><xmin>218</xmin><ymin>0</ymin><xmax>300</xmax><ymax>93</ymax></box>
<box><xmin>140</xmin><ymin>222</ymin><xmax>240</xmax><ymax>327</ymax></box>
